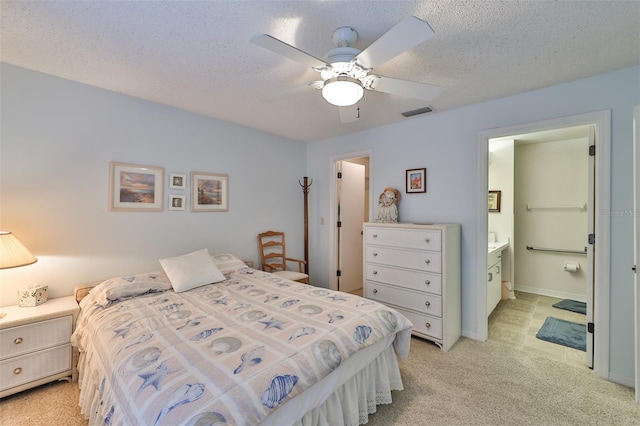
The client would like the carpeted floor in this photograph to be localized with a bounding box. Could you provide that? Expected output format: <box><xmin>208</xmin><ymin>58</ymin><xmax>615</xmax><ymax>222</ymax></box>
<box><xmin>1</xmin><ymin>337</ymin><xmax>638</xmax><ymax>425</ymax></box>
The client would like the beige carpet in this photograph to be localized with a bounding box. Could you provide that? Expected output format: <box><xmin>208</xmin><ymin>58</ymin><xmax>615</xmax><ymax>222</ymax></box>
<box><xmin>1</xmin><ymin>337</ymin><xmax>638</xmax><ymax>425</ymax></box>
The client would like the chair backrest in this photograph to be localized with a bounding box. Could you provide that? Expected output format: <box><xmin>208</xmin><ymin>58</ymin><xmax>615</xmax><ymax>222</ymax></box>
<box><xmin>258</xmin><ymin>231</ymin><xmax>288</xmax><ymax>272</ymax></box>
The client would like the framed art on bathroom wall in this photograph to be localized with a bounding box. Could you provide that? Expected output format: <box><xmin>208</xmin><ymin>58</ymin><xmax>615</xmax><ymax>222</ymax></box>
<box><xmin>488</xmin><ymin>190</ymin><xmax>501</xmax><ymax>212</ymax></box>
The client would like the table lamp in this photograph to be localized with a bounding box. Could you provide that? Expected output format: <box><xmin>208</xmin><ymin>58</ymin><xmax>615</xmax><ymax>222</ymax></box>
<box><xmin>0</xmin><ymin>231</ymin><xmax>37</xmax><ymax>318</ymax></box>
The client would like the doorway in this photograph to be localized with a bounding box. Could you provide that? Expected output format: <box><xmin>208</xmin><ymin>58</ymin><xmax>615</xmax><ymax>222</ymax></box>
<box><xmin>477</xmin><ymin>111</ymin><xmax>611</xmax><ymax>379</ymax></box>
<box><xmin>487</xmin><ymin>126</ymin><xmax>593</xmax><ymax>367</ymax></box>
<box><xmin>329</xmin><ymin>152</ymin><xmax>371</xmax><ymax>294</ymax></box>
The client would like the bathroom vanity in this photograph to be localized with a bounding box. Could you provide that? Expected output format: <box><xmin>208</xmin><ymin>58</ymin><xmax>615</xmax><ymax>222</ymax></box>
<box><xmin>487</xmin><ymin>241</ymin><xmax>509</xmax><ymax>315</ymax></box>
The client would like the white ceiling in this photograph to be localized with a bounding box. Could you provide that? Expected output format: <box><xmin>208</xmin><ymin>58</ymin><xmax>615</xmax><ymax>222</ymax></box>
<box><xmin>2</xmin><ymin>1</ymin><xmax>639</xmax><ymax>142</ymax></box>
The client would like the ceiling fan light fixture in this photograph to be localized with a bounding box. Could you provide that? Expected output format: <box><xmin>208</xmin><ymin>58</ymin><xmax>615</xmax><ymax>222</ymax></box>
<box><xmin>322</xmin><ymin>76</ymin><xmax>364</xmax><ymax>107</ymax></box>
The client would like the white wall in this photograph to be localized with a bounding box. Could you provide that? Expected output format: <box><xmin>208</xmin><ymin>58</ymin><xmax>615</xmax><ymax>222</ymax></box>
<box><xmin>0</xmin><ymin>64</ymin><xmax>307</xmax><ymax>306</ymax></box>
<box><xmin>306</xmin><ymin>66</ymin><xmax>640</xmax><ymax>383</ymax></box>
<box><xmin>514</xmin><ymin>138</ymin><xmax>588</xmax><ymax>300</ymax></box>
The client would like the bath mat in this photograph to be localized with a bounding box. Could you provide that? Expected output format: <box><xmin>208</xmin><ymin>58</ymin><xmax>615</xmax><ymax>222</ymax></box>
<box><xmin>536</xmin><ymin>317</ymin><xmax>586</xmax><ymax>351</ymax></box>
<box><xmin>552</xmin><ymin>299</ymin><xmax>586</xmax><ymax>315</ymax></box>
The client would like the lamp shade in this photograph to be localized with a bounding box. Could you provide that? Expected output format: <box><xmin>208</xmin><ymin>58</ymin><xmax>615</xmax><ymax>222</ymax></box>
<box><xmin>321</xmin><ymin>76</ymin><xmax>364</xmax><ymax>107</ymax></box>
<box><xmin>0</xmin><ymin>231</ymin><xmax>37</xmax><ymax>269</ymax></box>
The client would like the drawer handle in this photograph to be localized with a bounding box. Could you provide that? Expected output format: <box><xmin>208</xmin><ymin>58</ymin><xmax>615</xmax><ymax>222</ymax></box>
<box><xmin>425</xmin><ymin>280</ymin><xmax>431</xmax><ymax>285</ymax></box>
<box><xmin>372</xmin><ymin>289</ymin><xmax>378</xmax><ymax>294</ymax></box>
<box><xmin>372</xmin><ymin>234</ymin><xmax>378</xmax><ymax>238</ymax></box>
<box><xmin>425</xmin><ymin>238</ymin><xmax>430</xmax><ymax>243</ymax></box>
<box><xmin>372</xmin><ymin>270</ymin><xmax>378</xmax><ymax>275</ymax></box>
<box><xmin>13</xmin><ymin>367</ymin><xmax>22</xmax><ymax>375</ymax></box>
<box><xmin>373</xmin><ymin>252</ymin><xmax>378</xmax><ymax>257</ymax></box>
<box><xmin>425</xmin><ymin>301</ymin><xmax>431</xmax><ymax>307</ymax></box>
<box><xmin>14</xmin><ymin>337</ymin><xmax>23</xmax><ymax>345</ymax></box>
<box><xmin>424</xmin><ymin>259</ymin><xmax>431</xmax><ymax>264</ymax></box>
<box><xmin>425</xmin><ymin>322</ymin><xmax>431</xmax><ymax>328</ymax></box>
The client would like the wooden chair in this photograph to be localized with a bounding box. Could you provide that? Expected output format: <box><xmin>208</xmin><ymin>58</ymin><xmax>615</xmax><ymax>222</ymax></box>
<box><xmin>258</xmin><ymin>231</ymin><xmax>309</xmax><ymax>284</ymax></box>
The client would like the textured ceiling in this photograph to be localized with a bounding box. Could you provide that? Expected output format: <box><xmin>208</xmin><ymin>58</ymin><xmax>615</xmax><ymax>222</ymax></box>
<box><xmin>1</xmin><ymin>1</ymin><xmax>639</xmax><ymax>142</ymax></box>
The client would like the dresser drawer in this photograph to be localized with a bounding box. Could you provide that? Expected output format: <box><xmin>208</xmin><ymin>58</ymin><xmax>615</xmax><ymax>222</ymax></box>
<box><xmin>365</xmin><ymin>282</ymin><xmax>442</xmax><ymax>317</ymax></box>
<box><xmin>0</xmin><ymin>316</ymin><xmax>72</xmax><ymax>360</ymax></box>
<box><xmin>365</xmin><ymin>246</ymin><xmax>442</xmax><ymax>273</ymax></box>
<box><xmin>365</xmin><ymin>227</ymin><xmax>441</xmax><ymax>251</ymax></box>
<box><xmin>0</xmin><ymin>343</ymin><xmax>72</xmax><ymax>392</ymax></box>
<box><xmin>394</xmin><ymin>307</ymin><xmax>443</xmax><ymax>340</ymax></box>
<box><xmin>365</xmin><ymin>263</ymin><xmax>442</xmax><ymax>295</ymax></box>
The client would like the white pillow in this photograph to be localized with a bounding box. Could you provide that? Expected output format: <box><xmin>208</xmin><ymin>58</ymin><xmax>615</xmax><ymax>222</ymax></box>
<box><xmin>159</xmin><ymin>249</ymin><xmax>226</xmax><ymax>292</ymax></box>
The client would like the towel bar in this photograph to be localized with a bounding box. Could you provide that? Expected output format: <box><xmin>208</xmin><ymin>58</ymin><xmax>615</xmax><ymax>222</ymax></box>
<box><xmin>526</xmin><ymin>245</ymin><xmax>587</xmax><ymax>255</ymax></box>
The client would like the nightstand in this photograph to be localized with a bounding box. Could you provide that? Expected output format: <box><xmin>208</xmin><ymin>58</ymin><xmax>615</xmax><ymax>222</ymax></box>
<box><xmin>0</xmin><ymin>296</ymin><xmax>79</xmax><ymax>398</ymax></box>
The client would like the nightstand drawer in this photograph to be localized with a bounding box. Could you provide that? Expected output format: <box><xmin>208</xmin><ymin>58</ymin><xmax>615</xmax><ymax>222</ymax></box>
<box><xmin>0</xmin><ymin>316</ymin><xmax>72</xmax><ymax>360</ymax></box>
<box><xmin>0</xmin><ymin>343</ymin><xmax>72</xmax><ymax>392</ymax></box>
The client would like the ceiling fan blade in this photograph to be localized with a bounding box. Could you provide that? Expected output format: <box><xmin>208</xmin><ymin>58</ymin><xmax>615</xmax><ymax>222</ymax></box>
<box><xmin>259</xmin><ymin>81</ymin><xmax>322</xmax><ymax>103</ymax></box>
<box><xmin>250</xmin><ymin>34</ymin><xmax>328</xmax><ymax>69</ymax></box>
<box><xmin>355</xmin><ymin>16</ymin><xmax>434</xmax><ymax>70</ymax></box>
<box><xmin>368</xmin><ymin>75</ymin><xmax>442</xmax><ymax>101</ymax></box>
<box><xmin>338</xmin><ymin>105</ymin><xmax>360</xmax><ymax>123</ymax></box>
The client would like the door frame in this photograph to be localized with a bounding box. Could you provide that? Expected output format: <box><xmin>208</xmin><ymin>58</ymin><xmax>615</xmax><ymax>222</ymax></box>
<box><xmin>329</xmin><ymin>149</ymin><xmax>373</xmax><ymax>291</ymax></box>
<box><xmin>476</xmin><ymin>110</ymin><xmax>611</xmax><ymax>379</ymax></box>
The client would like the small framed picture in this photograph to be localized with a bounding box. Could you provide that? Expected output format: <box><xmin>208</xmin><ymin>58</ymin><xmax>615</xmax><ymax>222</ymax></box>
<box><xmin>489</xmin><ymin>190</ymin><xmax>501</xmax><ymax>212</ymax></box>
<box><xmin>191</xmin><ymin>172</ymin><xmax>229</xmax><ymax>212</ymax></box>
<box><xmin>406</xmin><ymin>168</ymin><xmax>427</xmax><ymax>193</ymax></box>
<box><xmin>169</xmin><ymin>195</ymin><xmax>186</xmax><ymax>211</ymax></box>
<box><xmin>169</xmin><ymin>173</ymin><xmax>186</xmax><ymax>189</ymax></box>
<box><xmin>109</xmin><ymin>162</ymin><xmax>164</xmax><ymax>211</ymax></box>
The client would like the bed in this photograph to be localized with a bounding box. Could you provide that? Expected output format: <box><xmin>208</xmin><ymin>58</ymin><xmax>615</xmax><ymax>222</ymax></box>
<box><xmin>71</xmin><ymin>251</ymin><xmax>412</xmax><ymax>425</ymax></box>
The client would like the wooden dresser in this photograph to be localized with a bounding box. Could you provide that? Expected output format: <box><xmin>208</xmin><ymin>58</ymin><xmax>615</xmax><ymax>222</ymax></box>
<box><xmin>363</xmin><ymin>222</ymin><xmax>461</xmax><ymax>351</ymax></box>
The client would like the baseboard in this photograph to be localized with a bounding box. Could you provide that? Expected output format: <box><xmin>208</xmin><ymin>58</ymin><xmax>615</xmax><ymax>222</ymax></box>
<box><xmin>515</xmin><ymin>285</ymin><xmax>586</xmax><ymax>303</ymax></box>
<box><xmin>607</xmin><ymin>372</ymin><xmax>634</xmax><ymax>388</ymax></box>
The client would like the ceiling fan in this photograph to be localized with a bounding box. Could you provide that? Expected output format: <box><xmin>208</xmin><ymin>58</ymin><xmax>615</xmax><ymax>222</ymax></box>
<box><xmin>250</xmin><ymin>16</ymin><xmax>442</xmax><ymax>123</ymax></box>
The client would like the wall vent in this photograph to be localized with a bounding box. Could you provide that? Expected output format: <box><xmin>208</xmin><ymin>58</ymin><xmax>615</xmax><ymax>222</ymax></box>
<box><xmin>401</xmin><ymin>106</ymin><xmax>433</xmax><ymax>118</ymax></box>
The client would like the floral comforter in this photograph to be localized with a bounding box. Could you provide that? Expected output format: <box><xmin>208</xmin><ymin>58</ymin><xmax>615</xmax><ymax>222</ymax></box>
<box><xmin>72</xmin><ymin>269</ymin><xmax>412</xmax><ymax>425</ymax></box>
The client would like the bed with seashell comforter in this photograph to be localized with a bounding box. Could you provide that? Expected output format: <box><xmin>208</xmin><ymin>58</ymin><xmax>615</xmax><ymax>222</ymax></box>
<box><xmin>71</xmin><ymin>253</ymin><xmax>412</xmax><ymax>425</ymax></box>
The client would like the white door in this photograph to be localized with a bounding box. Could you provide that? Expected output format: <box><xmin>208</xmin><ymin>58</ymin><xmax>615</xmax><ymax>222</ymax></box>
<box><xmin>337</xmin><ymin>161</ymin><xmax>365</xmax><ymax>293</ymax></box>
<box><xmin>586</xmin><ymin>125</ymin><xmax>596</xmax><ymax>369</ymax></box>
<box><xmin>633</xmin><ymin>105</ymin><xmax>640</xmax><ymax>403</ymax></box>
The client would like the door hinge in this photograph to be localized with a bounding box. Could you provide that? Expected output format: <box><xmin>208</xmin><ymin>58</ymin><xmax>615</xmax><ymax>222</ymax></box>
<box><xmin>587</xmin><ymin>322</ymin><xmax>594</xmax><ymax>333</ymax></box>
<box><xmin>336</xmin><ymin>270</ymin><xmax>341</xmax><ymax>277</ymax></box>
<box><xmin>337</xmin><ymin>172</ymin><xmax>342</xmax><ymax>179</ymax></box>
<box><xmin>337</xmin><ymin>221</ymin><xmax>342</xmax><ymax>228</ymax></box>
<box><xmin>588</xmin><ymin>233</ymin><xmax>595</xmax><ymax>244</ymax></box>
<box><xmin>589</xmin><ymin>145</ymin><xmax>596</xmax><ymax>156</ymax></box>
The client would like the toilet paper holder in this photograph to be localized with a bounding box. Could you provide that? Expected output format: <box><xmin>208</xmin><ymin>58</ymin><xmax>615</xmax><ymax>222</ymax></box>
<box><xmin>563</xmin><ymin>261</ymin><xmax>580</xmax><ymax>272</ymax></box>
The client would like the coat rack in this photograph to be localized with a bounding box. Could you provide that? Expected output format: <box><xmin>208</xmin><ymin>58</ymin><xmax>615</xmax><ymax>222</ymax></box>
<box><xmin>299</xmin><ymin>177</ymin><xmax>313</xmax><ymax>274</ymax></box>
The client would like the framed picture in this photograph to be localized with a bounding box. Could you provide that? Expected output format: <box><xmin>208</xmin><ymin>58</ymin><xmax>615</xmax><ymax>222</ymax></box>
<box><xmin>168</xmin><ymin>195</ymin><xmax>186</xmax><ymax>211</ymax></box>
<box><xmin>191</xmin><ymin>172</ymin><xmax>228</xmax><ymax>212</ymax></box>
<box><xmin>109</xmin><ymin>162</ymin><xmax>164</xmax><ymax>211</ymax></box>
<box><xmin>488</xmin><ymin>190</ymin><xmax>501</xmax><ymax>212</ymax></box>
<box><xmin>406</xmin><ymin>168</ymin><xmax>427</xmax><ymax>193</ymax></box>
<box><xmin>169</xmin><ymin>173</ymin><xmax>186</xmax><ymax>189</ymax></box>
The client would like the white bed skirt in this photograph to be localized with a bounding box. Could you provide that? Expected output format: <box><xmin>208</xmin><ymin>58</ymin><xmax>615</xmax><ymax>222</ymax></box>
<box><xmin>294</xmin><ymin>344</ymin><xmax>402</xmax><ymax>426</ymax></box>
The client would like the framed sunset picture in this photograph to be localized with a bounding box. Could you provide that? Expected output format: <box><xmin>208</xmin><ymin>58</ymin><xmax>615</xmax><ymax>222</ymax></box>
<box><xmin>406</xmin><ymin>168</ymin><xmax>426</xmax><ymax>193</ymax></box>
<box><xmin>191</xmin><ymin>172</ymin><xmax>229</xmax><ymax>212</ymax></box>
<box><xmin>109</xmin><ymin>162</ymin><xmax>164</xmax><ymax>211</ymax></box>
